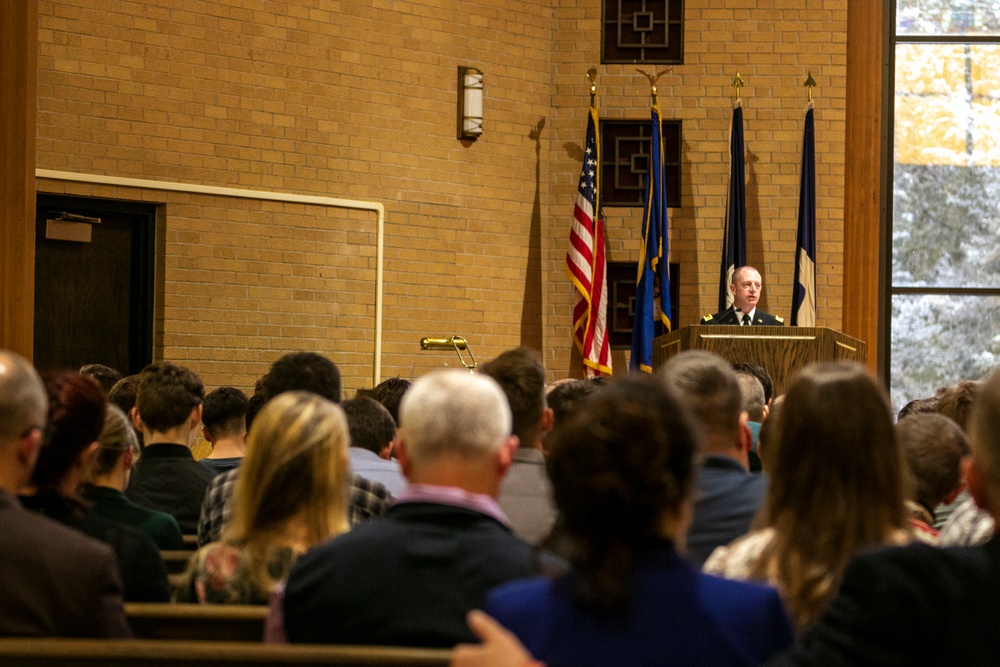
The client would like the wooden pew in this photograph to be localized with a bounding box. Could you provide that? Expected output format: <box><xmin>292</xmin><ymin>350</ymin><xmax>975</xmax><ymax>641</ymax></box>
<box><xmin>160</xmin><ymin>551</ymin><xmax>193</xmax><ymax>575</ymax></box>
<box><xmin>181</xmin><ymin>534</ymin><xmax>199</xmax><ymax>550</ymax></box>
<box><xmin>0</xmin><ymin>638</ymin><xmax>453</xmax><ymax>667</ymax></box>
<box><xmin>125</xmin><ymin>603</ymin><xmax>268</xmax><ymax>642</ymax></box>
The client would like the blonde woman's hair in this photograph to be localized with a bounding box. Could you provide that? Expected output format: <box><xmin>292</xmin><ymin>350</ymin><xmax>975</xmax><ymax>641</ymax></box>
<box><xmin>92</xmin><ymin>404</ymin><xmax>140</xmax><ymax>479</ymax></box>
<box><xmin>224</xmin><ymin>391</ymin><xmax>350</xmax><ymax>594</ymax></box>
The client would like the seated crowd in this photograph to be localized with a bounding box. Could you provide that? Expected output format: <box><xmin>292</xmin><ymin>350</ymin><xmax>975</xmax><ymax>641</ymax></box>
<box><xmin>1</xmin><ymin>345</ymin><xmax>999</xmax><ymax>666</ymax></box>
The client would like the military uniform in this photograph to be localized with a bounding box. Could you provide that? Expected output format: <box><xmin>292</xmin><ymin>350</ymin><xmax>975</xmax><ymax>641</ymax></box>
<box><xmin>701</xmin><ymin>309</ymin><xmax>784</xmax><ymax>326</ymax></box>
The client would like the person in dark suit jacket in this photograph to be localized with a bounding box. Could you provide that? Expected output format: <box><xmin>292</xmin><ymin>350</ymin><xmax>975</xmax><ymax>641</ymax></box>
<box><xmin>0</xmin><ymin>350</ymin><xmax>131</xmax><ymax>637</ymax></box>
<box><xmin>659</xmin><ymin>351</ymin><xmax>767</xmax><ymax>566</ymax></box>
<box><xmin>281</xmin><ymin>370</ymin><xmax>543</xmax><ymax>647</ymax></box>
<box><xmin>702</xmin><ymin>266</ymin><xmax>784</xmax><ymax>326</ymax></box>
<box><xmin>769</xmin><ymin>367</ymin><xmax>1000</xmax><ymax>666</ymax></box>
<box><xmin>126</xmin><ymin>361</ymin><xmax>214</xmax><ymax>533</ymax></box>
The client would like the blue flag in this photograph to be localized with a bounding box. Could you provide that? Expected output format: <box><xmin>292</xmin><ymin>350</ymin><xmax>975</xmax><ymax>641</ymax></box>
<box><xmin>630</xmin><ymin>103</ymin><xmax>671</xmax><ymax>373</ymax></box>
<box><xmin>793</xmin><ymin>102</ymin><xmax>817</xmax><ymax>326</ymax></box>
<box><xmin>719</xmin><ymin>102</ymin><xmax>747</xmax><ymax>311</ymax></box>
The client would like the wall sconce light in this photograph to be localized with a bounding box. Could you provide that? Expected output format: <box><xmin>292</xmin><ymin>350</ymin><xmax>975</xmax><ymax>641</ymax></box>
<box><xmin>458</xmin><ymin>66</ymin><xmax>483</xmax><ymax>140</ymax></box>
<box><xmin>420</xmin><ymin>335</ymin><xmax>477</xmax><ymax>372</ymax></box>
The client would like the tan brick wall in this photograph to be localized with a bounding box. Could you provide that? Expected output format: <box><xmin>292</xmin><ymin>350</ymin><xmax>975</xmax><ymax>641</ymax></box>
<box><xmin>36</xmin><ymin>0</ymin><xmax>846</xmax><ymax>391</ymax></box>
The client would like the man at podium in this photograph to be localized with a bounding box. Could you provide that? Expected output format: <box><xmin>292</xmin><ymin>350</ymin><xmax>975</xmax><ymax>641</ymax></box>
<box><xmin>701</xmin><ymin>266</ymin><xmax>784</xmax><ymax>326</ymax></box>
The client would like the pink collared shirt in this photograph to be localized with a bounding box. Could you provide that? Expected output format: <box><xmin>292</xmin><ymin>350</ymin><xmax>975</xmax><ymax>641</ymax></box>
<box><xmin>394</xmin><ymin>483</ymin><xmax>511</xmax><ymax>528</ymax></box>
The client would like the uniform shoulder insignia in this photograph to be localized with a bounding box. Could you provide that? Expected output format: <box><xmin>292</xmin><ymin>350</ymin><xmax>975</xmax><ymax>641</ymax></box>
<box><xmin>701</xmin><ymin>314</ymin><xmax>714</xmax><ymax>323</ymax></box>
<box><xmin>774</xmin><ymin>316</ymin><xmax>784</xmax><ymax>323</ymax></box>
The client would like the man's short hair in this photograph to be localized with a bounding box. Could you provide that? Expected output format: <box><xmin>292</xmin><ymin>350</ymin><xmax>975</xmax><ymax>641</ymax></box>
<box><xmin>896</xmin><ymin>413</ymin><xmax>970</xmax><ymax>512</ymax></box>
<box><xmin>480</xmin><ymin>347</ymin><xmax>546</xmax><ymax>447</ymax></box>
<box><xmin>135</xmin><ymin>362</ymin><xmax>205</xmax><ymax>433</ymax></box>
<box><xmin>658</xmin><ymin>351</ymin><xmax>742</xmax><ymax>441</ymax></box>
<box><xmin>735</xmin><ymin>371</ymin><xmax>766</xmax><ymax>422</ymax></box>
<box><xmin>108</xmin><ymin>374</ymin><xmax>140</xmax><ymax>415</ymax></box>
<box><xmin>897</xmin><ymin>396</ymin><xmax>938</xmax><ymax>422</ymax></box>
<box><xmin>79</xmin><ymin>364</ymin><xmax>123</xmax><ymax>394</ymax></box>
<box><xmin>342</xmin><ymin>396</ymin><xmax>397</xmax><ymax>455</ymax></box>
<box><xmin>202</xmin><ymin>387</ymin><xmax>249</xmax><ymax>439</ymax></box>
<box><xmin>371</xmin><ymin>377</ymin><xmax>411</xmax><ymax>426</ymax></box>
<box><xmin>0</xmin><ymin>351</ymin><xmax>47</xmax><ymax>440</ymax></box>
<box><xmin>399</xmin><ymin>370</ymin><xmax>511</xmax><ymax>463</ymax></box>
<box><xmin>546</xmin><ymin>379</ymin><xmax>603</xmax><ymax>427</ymax></box>
<box><xmin>263</xmin><ymin>352</ymin><xmax>341</xmax><ymax>404</ymax></box>
<box><xmin>732</xmin><ymin>362</ymin><xmax>773</xmax><ymax>404</ymax></box>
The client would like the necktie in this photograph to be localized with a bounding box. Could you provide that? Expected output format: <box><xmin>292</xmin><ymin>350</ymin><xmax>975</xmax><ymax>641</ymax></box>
<box><xmin>742</xmin><ymin>313</ymin><xmax>751</xmax><ymax>326</ymax></box>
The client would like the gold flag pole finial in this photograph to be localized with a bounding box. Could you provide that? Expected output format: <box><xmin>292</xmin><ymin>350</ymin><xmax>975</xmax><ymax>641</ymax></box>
<box><xmin>636</xmin><ymin>67</ymin><xmax>671</xmax><ymax>106</ymax></box>
<box><xmin>732</xmin><ymin>72</ymin><xmax>745</xmax><ymax>101</ymax></box>
<box><xmin>803</xmin><ymin>71</ymin><xmax>817</xmax><ymax>102</ymax></box>
<box><xmin>586</xmin><ymin>66</ymin><xmax>598</xmax><ymax>107</ymax></box>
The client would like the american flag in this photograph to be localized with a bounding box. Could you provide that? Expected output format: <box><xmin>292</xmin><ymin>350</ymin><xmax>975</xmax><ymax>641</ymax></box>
<box><xmin>567</xmin><ymin>106</ymin><xmax>611</xmax><ymax>377</ymax></box>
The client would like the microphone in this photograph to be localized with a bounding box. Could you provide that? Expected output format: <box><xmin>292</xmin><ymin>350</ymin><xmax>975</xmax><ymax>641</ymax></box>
<box><xmin>711</xmin><ymin>304</ymin><xmax>741</xmax><ymax>325</ymax></box>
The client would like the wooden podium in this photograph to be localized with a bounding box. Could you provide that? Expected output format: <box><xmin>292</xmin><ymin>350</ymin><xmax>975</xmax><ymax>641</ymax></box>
<box><xmin>652</xmin><ymin>326</ymin><xmax>866</xmax><ymax>395</ymax></box>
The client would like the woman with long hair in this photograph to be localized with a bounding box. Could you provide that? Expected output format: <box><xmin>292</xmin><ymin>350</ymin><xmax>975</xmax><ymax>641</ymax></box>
<box><xmin>179</xmin><ymin>390</ymin><xmax>350</xmax><ymax>604</ymax></box>
<box><xmin>704</xmin><ymin>362</ymin><xmax>910</xmax><ymax>632</ymax></box>
<box><xmin>22</xmin><ymin>371</ymin><xmax>170</xmax><ymax>601</ymax></box>
<box><xmin>483</xmin><ymin>377</ymin><xmax>794</xmax><ymax>666</ymax></box>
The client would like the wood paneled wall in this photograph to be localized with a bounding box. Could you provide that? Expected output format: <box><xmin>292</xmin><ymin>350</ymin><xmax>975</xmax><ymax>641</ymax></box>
<box><xmin>843</xmin><ymin>1</ymin><xmax>886</xmax><ymax>374</ymax></box>
<box><xmin>0</xmin><ymin>0</ymin><xmax>37</xmax><ymax>358</ymax></box>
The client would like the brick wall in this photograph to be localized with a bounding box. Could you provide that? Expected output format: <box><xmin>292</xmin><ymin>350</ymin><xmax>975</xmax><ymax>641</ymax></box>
<box><xmin>36</xmin><ymin>0</ymin><xmax>846</xmax><ymax>391</ymax></box>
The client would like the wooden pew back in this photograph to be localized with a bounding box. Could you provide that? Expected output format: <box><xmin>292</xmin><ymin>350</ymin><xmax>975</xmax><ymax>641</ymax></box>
<box><xmin>125</xmin><ymin>603</ymin><xmax>267</xmax><ymax>642</ymax></box>
<box><xmin>0</xmin><ymin>638</ymin><xmax>453</xmax><ymax>667</ymax></box>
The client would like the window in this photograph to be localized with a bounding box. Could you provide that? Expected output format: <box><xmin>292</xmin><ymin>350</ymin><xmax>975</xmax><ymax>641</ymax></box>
<box><xmin>890</xmin><ymin>1</ymin><xmax>1000</xmax><ymax>409</ymax></box>
<box><xmin>602</xmin><ymin>0</ymin><xmax>684</xmax><ymax>64</ymax></box>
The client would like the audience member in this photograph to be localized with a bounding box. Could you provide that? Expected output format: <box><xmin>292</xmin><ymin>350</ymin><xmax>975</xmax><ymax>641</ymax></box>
<box><xmin>732</xmin><ymin>362</ymin><xmax>774</xmax><ymax>409</ymax></box>
<box><xmin>896</xmin><ymin>413</ymin><xmax>970</xmax><ymax>543</ymax></box>
<box><xmin>0</xmin><ymin>351</ymin><xmax>131</xmax><ymax>637</ymax></box>
<box><xmin>770</xmin><ymin>367</ymin><xmax>1000</xmax><ymax>665</ymax></box>
<box><xmin>544</xmin><ymin>378</ymin><xmax>603</xmax><ymax>429</ymax></box>
<box><xmin>22</xmin><ymin>371</ymin><xmax>170</xmax><ymax>602</ymax></box>
<box><xmin>178</xmin><ymin>391</ymin><xmax>350</xmax><ymax>604</ymax></box>
<box><xmin>80</xmin><ymin>363</ymin><xmax>123</xmax><ymax>394</ymax></box>
<box><xmin>108</xmin><ymin>373</ymin><xmax>142</xmax><ymax>447</ymax></box>
<box><xmin>704</xmin><ymin>363</ymin><xmax>909</xmax><ymax>632</ymax></box>
<box><xmin>280</xmin><ymin>370</ymin><xmax>543</xmax><ymax>647</ymax></box>
<box><xmin>931</xmin><ymin>379</ymin><xmax>984</xmax><ymax>529</ymax></box>
<box><xmin>84</xmin><ymin>404</ymin><xmax>184</xmax><ymax>549</ymax></box>
<box><xmin>659</xmin><ymin>351</ymin><xmax>765</xmax><ymax>566</ymax></box>
<box><xmin>734</xmin><ymin>369</ymin><xmax>766</xmax><ymax>472</ymax></box>
<box><xmin>125</xmin><ymin>361</ymin><xmax>214</xmax><ymax>534</ymax></box>
<box><xmin>197</xmin><ymin>352</ymin><xmax>390</xmax><ymax>546</ymax></box>
<box><xmin>199</xmin><ymin>386</ymin><xmax>249</xmax><ymax>476</ymax></box>
<box><xmin>245</xmin><ymin>374</ymin><xmax>269</xmax><ymax>432</ymax></box>
<box><xmin>481</xmin><ymin>347</ymin><xmax>557</xmax><ymax>544</ymax></box>
<box><xmin>483</xmin><ymin>376</ymin><xmax>794</xmax><ymax>666</ymax></box>
<box><xmin>342</xmin><ymin>396</ymin><xmax>406</xmax><ymax>496</ymax></box>
<box><xmin>371</xmin><ymin>376</ymin><xmax>411</xmax><ymax>426</ymax></box>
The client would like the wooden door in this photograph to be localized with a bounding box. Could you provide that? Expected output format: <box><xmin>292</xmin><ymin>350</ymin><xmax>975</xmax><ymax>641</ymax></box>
<box><xmin>33</xmin><ymin>194</ymin><xmax>155</xmax><ymax>375</ymax></box>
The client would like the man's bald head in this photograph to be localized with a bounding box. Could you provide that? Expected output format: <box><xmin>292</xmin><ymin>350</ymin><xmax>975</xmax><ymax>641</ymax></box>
<box><xmin>0</xmin><ymin>351</ymin><xmax>47</xmax><ymax>492</ymax></box>
<box><xmin>0</xmin><ymin>351</ymin><xmax>47</xmax><ymax>441</ymax></box>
